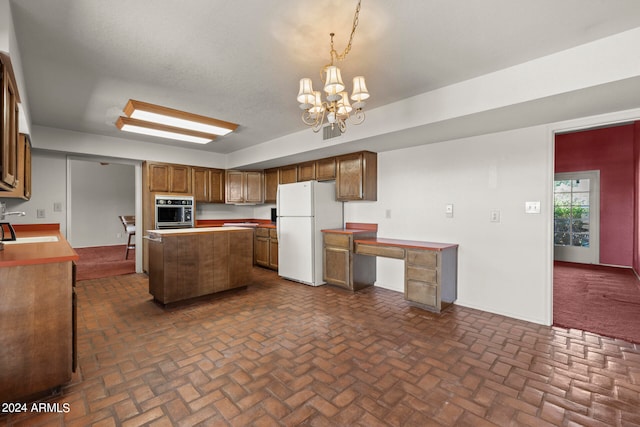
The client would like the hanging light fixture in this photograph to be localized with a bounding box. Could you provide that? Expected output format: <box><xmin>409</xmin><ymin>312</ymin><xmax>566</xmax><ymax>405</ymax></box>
<box><xmin>297</xmin><ymin>0</ymin><xmax>369</xmax><ymax>134</ymax></box>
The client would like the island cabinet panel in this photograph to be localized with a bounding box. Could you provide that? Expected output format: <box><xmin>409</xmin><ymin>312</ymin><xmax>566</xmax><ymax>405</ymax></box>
<box><xmin>148</xmin><ymin>228</ymin><xmax>253</xmax><ymax>305</ymax></box>
<box><xmin>229</xmin><ymin>230</ymin><xmax>252</xmax><ymax>288</ymax></box>
<box><xmin>336</xmin><ymin>151</ymin><xmax>377</xmax><ymax>201</ymax></box>
<box><xmin>0</xmin><ymin>261</ymin><xmax>73</xmax><ymax>402</ymax></box>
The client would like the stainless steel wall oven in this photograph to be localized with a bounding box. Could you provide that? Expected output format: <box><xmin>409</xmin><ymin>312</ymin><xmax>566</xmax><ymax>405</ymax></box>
<box><xmin>155</xmin><ymin>195</ymin><xmax>194</xmax><ymax>229</ymax></box>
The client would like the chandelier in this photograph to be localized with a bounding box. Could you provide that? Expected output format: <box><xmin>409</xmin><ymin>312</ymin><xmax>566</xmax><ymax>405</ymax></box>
<box><xmin>296</xmin><ymin>0</ymin><xmax>369</xmax><ymax>133</ymax></box>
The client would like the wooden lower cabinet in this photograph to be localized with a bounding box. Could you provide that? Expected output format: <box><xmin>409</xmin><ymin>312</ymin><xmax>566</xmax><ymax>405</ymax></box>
<box><xmin>148</xmin><ymin>228</ymin><xmax>253</xmax><ymax>304</ymax></box>
<box><xmin>254</xmin><ymin>227</ymin><xmax>278</xmax><ymax>270</ymax></box>
<box><xmin>322</xmin><ymin>230</ymin><xmax>376</xmax><ymax>291</ymax></box>
<box><xmin>0</xmin><ymin>261</ymin><xmax>74</xmax><ymax>402</ymax></box>
<box><xmin>353</xmin><ymin>240</ymin><xmax>458</xmax><ymax>313</ymax></box>
<box><xmin>404</xmin><ymin>247</ymin><xmax>458</xmax><ymax>312</ymax></box>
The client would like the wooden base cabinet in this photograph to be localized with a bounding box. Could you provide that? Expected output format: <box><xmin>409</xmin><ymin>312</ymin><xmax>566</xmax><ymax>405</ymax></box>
<box><xmin>322</xmin><ymin>230</ymin><xmax>377</xmax><ymax>291</ymax></box>
<box><xmin>254</xmin><ymin>226</ymin><xmax>278</xmax><ymax>270</ymax></box>
<box><xmin>0</xmin><ymin>261</ymin><xmax>74</xmax><ymax>402</ymax></box>
<box><xmin>148</xmin><ymin>228</ymin><xmax>253</xmax><ymax>305</ymax></box>
<box><xmin>405</xmin><ymin>247</ymin><xmax>458</xmax><ymax>312</ymax></box>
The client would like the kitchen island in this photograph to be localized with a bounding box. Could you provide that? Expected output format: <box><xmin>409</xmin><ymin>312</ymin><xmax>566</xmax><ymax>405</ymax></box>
<box><xmin>146</xmin><ymin>226</ymin><xmax>253</xmax><ymax>305</ymax></box>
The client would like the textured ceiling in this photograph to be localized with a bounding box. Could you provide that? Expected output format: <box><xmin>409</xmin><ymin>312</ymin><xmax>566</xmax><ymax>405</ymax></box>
<box><xmin>9</xmin><ymin>0</ymin><xmax>640</xmax><ymax>154</ymax></box>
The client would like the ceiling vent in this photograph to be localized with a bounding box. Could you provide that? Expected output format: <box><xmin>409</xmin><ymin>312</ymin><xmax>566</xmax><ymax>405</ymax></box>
<box><xmin>323</xmin><ymin>125</ymin><xmax>342</xmax><ymax>141</ymax></box>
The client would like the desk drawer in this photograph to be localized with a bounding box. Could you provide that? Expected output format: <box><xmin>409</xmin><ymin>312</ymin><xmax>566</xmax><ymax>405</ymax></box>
<box><xmin>355</xmin><ymin>243</ymin><xmax>405</xmax><ymax>259</ymax></box>
<box><xmin>406</xmin><ymin>265</ymin><xmax>437</xmax><ymax>283</ymax></box>
<box><xmin>406</xmin><ymin>280</ymin><xmax>437</xmax><ymax>308</ymax></box>
<box><xmin>406</xmin><ymin>249</ymin><xmax>437</xmax><ymax>268</ymax></box>
<box><xmin>323</xmin><ymin>233</ymin><xmax>351</xmax><ymax>249</ymax></box>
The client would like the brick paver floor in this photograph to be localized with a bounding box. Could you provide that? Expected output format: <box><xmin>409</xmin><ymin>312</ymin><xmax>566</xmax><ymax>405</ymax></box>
<box><xmin>2</xmin><ymin>268</ymin><xmax>639</xmax><ymax>426</ymax></box>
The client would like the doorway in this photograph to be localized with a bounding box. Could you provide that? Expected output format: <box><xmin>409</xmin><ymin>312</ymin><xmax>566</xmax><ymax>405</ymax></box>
<box><xmin>553</xmin><ymin>170</ymin><xmax>600</xmax><ymax>264</ymax></box>
<box><xmin>552</xmin><ymin>122</ymin><xmax>639</xmax><ymax>341</ymax></box>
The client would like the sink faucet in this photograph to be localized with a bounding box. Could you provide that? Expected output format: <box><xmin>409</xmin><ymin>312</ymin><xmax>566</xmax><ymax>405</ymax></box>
<box><xmin>0</xmin><ymin>201</ymin><xmax>26</xmax><ymax>220</ymax></box>
<box><xmin>0</xmin><ymin>202</ymin><xmax>26</xmax><ymax>248</ymax></box>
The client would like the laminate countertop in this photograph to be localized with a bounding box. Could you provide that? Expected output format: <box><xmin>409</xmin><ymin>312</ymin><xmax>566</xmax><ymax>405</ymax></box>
<box><xmin>354</xmin><ymin>238</ymin><xmax>459</xmax><ymax>251</ymax></box>
<box><xmin>0</xmin><ymin>224</ymin><xmax>78</xmax><ymax>268</ymax></box>
<box><xmin>147</xmin><ymin>227</ymin><xmax>254</xmax><ymax>237</ymax></box>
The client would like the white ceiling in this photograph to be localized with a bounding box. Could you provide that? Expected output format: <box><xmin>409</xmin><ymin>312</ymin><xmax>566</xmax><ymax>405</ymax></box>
<box><xmin>9</xmin><ymin>0</ymin><xmax>640</xmax><ymax>157</ymax></box>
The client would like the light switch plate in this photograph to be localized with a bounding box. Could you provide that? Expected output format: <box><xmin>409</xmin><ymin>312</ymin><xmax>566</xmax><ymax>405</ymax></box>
<box><xmin>525</xmin><ymin>201</ymin><xmax>541</xmax><ymax>214</ymax></box>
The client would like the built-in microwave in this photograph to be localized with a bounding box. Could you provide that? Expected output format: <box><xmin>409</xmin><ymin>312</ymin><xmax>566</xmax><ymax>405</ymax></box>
<box><xmin>155</xmin><ymin>195</ymin><xmax>194</xmax><ymax>229</ymax></box>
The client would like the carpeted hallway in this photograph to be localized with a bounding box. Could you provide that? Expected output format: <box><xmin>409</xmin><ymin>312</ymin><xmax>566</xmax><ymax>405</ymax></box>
<box><xmin>553</xmin><ymin>261</ymin><xmax>640</xmax><ymax>345</ymax></box>
<box><xmin>74</xmin><ymin>245</ymin><xmax>136</xmax><ymax>281</ymax></box>
<box><xmin>1</xmin><ymin>267</ymin><xmax>639</xmax><ymax>426</ymax></box>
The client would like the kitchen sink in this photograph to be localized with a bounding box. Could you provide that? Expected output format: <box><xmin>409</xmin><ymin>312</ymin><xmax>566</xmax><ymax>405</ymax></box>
<box><xmin>3</xmin><ymin>235</ymin><xmax>60</xmax><ymax>244</ymax></box>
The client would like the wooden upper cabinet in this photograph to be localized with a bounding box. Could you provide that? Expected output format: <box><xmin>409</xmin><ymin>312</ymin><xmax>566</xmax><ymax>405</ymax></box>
<box><xmin>316</xmin><ymin>157</ymin><xmax>337</xmax><ymax>181</ymax></box>
<box><xmin>1</xmin><ymin>54</ymin><xmax>20</xmax><ymax>191</ymax></box>
<box><xmin>226</xmin><ymin>170</ymin><xmax>263</xmax><ymax>204</ymax></box>
<box><xmin>147</xmin><ymin>162</ymin><xmax>191</xmax><ymax>193</ymax></box>
<box><xmin>264</xmin><ymin>168</ymin><xmax>278</xmax><ymax>203</ymax></box>
<box><xmin>193</xmin><ymin>167</ymin><xmax>225</xmax><ymax>203</ymax></box>
<box><xmin>279</xmin><ymin>165</ymin><xmax>297</xmax><ymax>184</ymax></box>
<box><xmin>1</xmin><ymin>133</ymin><xmax>31</xmax><ymax>200</ymax></box>
<box><xmin>297</xmin><ymin>161</ymin><xmax>316</xmax><ymax>182</ymax></box>
<box><xmin>336</xmin><ymin>151</ymin><xmax>377</xmax><ymax>201</ymax></box>
<box><xmin>147</xmin><ymin>163</ymin><xmax>170</xmax><ymax>192</ymax></box>
<box><xmin>169</xmin><ymin>164</ymin><xmax>191</xmax><ymax>193</ymax></box>
<box><xmin>245</xmin><ymin>171</ymin><xmax>264</xmax><ymax>203</ymax></box>
<box><xmin>209</xmin><ymin>169</ymin><xmax>225</xmax><ymax>203</ymax></box>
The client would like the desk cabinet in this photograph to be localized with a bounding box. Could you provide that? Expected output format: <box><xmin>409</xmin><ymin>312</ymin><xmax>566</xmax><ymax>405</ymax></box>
<box><xmin>354</xmin><ymin>239</ymin><xmax>458</xmax><ymax>313</ymax></box>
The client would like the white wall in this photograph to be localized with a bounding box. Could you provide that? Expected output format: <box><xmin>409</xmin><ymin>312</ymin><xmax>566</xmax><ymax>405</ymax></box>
<box><xmin>196</xmin><ymin>203</ymin><xmax>275</xmax><ymax>222</ymax></box>
<box><xmin>2</xmin><ymin>149</ymin><xmax>68</xmax><ymax>233</ymax></box>
<box><xmin>69</xmin><ymin>159</ymin><xmax>135</xmax><ymax>248</ymax></box>
<box><xmin>344</xmin><ymin>125</ymin><xmax>553</xmax><ymax>325</ymax></box>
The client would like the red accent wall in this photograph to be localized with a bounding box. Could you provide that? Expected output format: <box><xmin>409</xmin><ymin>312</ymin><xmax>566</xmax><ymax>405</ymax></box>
<box><xmin>555</xmin><ymin>124</ymin><xmax>635</xmax><ymax>267</ymax></box>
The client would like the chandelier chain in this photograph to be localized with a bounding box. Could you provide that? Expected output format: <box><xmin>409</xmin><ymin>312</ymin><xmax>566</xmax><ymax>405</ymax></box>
<box><xmin>329</xmin><ymin>0</ymin><xmax>361</xmax><ymax>64</ymax></box>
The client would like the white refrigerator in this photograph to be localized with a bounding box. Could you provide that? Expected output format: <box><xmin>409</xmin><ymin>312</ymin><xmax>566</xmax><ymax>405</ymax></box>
<box><xmin>277</xmin><ymin>181</ymin><xmax>343</xmax><ymax>286</ymax></box>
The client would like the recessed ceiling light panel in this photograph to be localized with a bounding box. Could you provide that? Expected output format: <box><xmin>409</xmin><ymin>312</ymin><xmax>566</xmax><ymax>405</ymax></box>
<box><xmin>115</xmin><ymin>116</ymin><xmax>216</xmax><ymax>144</ymax></box>
<box><xmin>123</xmin><ymin>99</ymin><xmax>238</xmax><ymax>136</ymax></box>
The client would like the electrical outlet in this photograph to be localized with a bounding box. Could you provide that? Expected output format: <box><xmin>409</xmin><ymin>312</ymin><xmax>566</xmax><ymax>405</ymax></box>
<box><xmin>490</xmin><ymin>210</ymin><xmax>500</xmax><ymax>223</ymax></box>
<box><xmin>525</xmin><ymin>201</ymin><xmax>541</xmax><ymax>214</ymax></box>
<box><xmin>37</xmin><ymin>208</ymin><xmax>45</xmax><ymax>219</ymax></box>
<box><xmin>445</xmin><ymin>204</ymin><xmax>454</xmax><ymax>218</ymax></box>
<box><xmin>385</xmin><ymin>209</ymin><xmax>391</xmax><ymax>219</ymax></box>
<box><xmin>116</xmin><ymin>233</ymin><xmax>122</xmax><ymax>238</ymax></box>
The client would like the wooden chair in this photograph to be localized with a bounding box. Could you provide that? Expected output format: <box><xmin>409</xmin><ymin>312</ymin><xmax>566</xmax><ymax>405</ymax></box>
<box><xmin>119</xmin><ymin>215</ymin><xmax>136</xmax><ymax>259</ymax></box>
